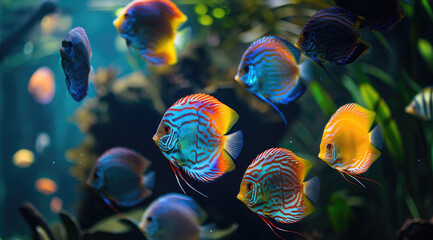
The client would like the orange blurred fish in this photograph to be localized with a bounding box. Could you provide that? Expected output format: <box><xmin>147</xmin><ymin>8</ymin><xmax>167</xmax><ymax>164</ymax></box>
<box><xmin>28</xmin><ymin>67</ymin><xmax>55</xmax><ymax>104</ymax></box>
<box><xmin>35</xmin><ymin>178</ymin><xmax>58</xmax><ymax>195</ymax></box>
<box><xmin>318</xmin><ymin>103</ymin><xmax>383</xmax><ymax>187</ymax></box>
<box><xmin>113</xmin><ymin>0</ymin><xmax>187</xmax><ymax>65</ymax></box>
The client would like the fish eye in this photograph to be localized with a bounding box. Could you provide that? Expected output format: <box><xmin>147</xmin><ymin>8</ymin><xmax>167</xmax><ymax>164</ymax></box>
<box><xmin>163</xmin><ymin>126</ymin><xmax>171</xmax><ymax>134</ymax></box>
<box><xmin>124</xmin><ymin>13</ymin><xmax>130</xmax><ymax>19</ymax></box>
<box><xmin>326</xmin><ymin>143</ymin><xmax>333</xmax><ymax>150</ymax></box>
<box><xmin>147</xmin><ymin>216</ymin><xmax>153</xmax><ymax>222</ymax></box>
<box><xmin>302</xmin><ymin>31</ymin><xmax>309</xmax><ymax>38</ymax></box>
<box><xmin>246</xmin><ymin>183</ymin><xmax>253</xmax><ymax>191</ymax></box>
<box><xmin>243</xmin><ymin>65</ymin><xmax>249</xmax><ymax>74</ymax></box>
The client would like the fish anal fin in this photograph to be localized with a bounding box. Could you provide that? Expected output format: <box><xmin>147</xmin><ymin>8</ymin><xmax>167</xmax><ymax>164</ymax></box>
<box><xmin>142</xmin><ymin>37</ymin><xmax>177</xmax><ymax>65</ymax></box>
<box><xmin>302</xmin><ymin>195</ymin><xmax>316</xmax><ymax>218</ymax></box>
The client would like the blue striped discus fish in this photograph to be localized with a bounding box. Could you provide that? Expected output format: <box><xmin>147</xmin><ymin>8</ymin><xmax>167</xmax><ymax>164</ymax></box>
<box><xmin>406</xmin><ymin>87</ymin><xmax>433</xmax><ymax>120</ymax></box>
<box><xmin>235</xmin><ymin>36</ymin><xmax>313</xmax><ymax>125</ymax></box>
<box><xmin>60</xmin><ymin>27</ymin><xmax>92</xmax><ymax>102</ymax></box>
<box><xmin>237</xmin><ymin>148</ymin><xmax>319</xmax><ymax>239</ymax></box>
<box><xmin>296</xmin><ymin>7</ymin><xmax>369</xmax><ymax>65</ymax></box>
<box><xmin>153</xmin><ymin>94</ymin><xmax>243</xmax><ymax>195</ymax></box>
<box><xmin>334</xmin><ymin>0</ymin><xmax>405</xmax><ymax>31</ymax></box>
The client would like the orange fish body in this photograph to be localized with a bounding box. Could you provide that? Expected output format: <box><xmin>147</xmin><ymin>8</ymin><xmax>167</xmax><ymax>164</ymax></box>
<box><xmin>113</xmin><ymin>0</ymin><xmax>187</xmax><ymax>65</ymax></box>
<box><xmin>318</xmin><ymin>103</ymin><xmax>383</xmax><ymax>175</ymax></box>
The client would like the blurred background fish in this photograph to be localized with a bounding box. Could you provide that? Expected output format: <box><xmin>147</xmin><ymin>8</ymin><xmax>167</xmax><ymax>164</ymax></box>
<box><xmin>235</xmin><ymin>36</ymin><xmax>314</xmax><ymax>125</ymax></box>
<box><xmin>333</xmin><ymin>0</ymin><xmax>405</xmax><ymax>31</ymax></box>
<box><xmin>405</xmin><ymin>86</ymin><xmax>433</xmax><ymax>120</ymax></box>
<box><xmin>153</xmin><ymin>94</ymin><xmax>243</xmax><ymax>195</ymax></box>
<box><xmin>113</xmin><ymin>0</ymin><xmax>188</xmax><ymax>66</ymax></box>
<box><xmin>238</xmin><ymin>148</ymin><xmax>319</xmax><ymax>239</ymax></box>
<box><xmin>318</xmin><ymin>103</ymin><xmax>383</xmax><ymax>187</ymax></box>
<box><xmin>86</xmin><ymin>147</ymin><xmax>155</xmax><ymax>207</ymax></box>
<box><xmin>27</xmin><ymin>66</ymin><xmax>55</xmax><ymax>104</ymax></box>
<box><xmin>296</xmin><ymin>7</ymin><xmax>369</xmax><ymax>65</ymax></box>
<box><xmin>60</xmin><ymin>27</ymin><xmax>92</xmax><ymax>102</ymax></box>
<box><xmin>35</xmin><ymin>178</ymin><xmax>58</xmax><ymax>196</ymax></box>
<box><xmin>139</xmin><ymin>193</ymin><xmax>238</xmax><ymax>240</ymax></box>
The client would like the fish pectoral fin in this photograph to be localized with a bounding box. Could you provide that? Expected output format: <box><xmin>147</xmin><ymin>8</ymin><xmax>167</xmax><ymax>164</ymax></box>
<box><xmin>339</xmin><ymin>40</ymin><xmax>370</xmax><ymax>65</ymax></box>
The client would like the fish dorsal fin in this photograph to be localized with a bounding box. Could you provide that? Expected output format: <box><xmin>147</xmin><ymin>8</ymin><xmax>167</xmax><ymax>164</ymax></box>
<box><xmin>276</xmin><ymin>36</ymin><xmax>301</xmax><ymax>63</ymax></box>
<box><xmin>99</xmin><ymin>147</ymin><xmax>150</xmax><ymax>173</ymax></box>
<box><xmin>173</xmin><ymin>93</ymin><xmax>239</xmax><ymax>134</ymax></box>
<box><xmin>162</xmin><ymin>193</ymin><xmax>207</xmax><ymax>222</ymax></box>
<box><xmin>251</xmin><ymin>36</ymin><xmax>300</xmax><ymax>63</ymax></box>
<box><xmin>315</xmin><ymin>6</ymin><xmax>364</xmax><ymax>29</ymax></box>
<box><xmin>71</xmin><ymin>27</ymin><xmax>92</xmax><ymax>57</ymax></box>
<box><xmin>328</xmin><ymin>103</ymin><xmax>375</xmax><ymax>132</ymax></box>
<box><xmin>158</xmin><ymin>0</ymin><xmax>187</xmax><ymax>32</ymax></box>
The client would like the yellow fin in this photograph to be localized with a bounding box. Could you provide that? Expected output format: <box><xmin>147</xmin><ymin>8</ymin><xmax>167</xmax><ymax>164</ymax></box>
<box><xmin>146</xmin><ymin>36</ymin><xmax>177</xmax><ymax>65</ymax></box>
<box><xmin>296</xmin><ymin>156</ymin><xmax>313</xmax><ymax>182</ymax></box>
<box><xmin>328</xmin><ymin>103</ymin><xmax>375</xmax><ymax>132</ymax></box>
<box><xmin>302</xmin><ymin>195</ymin><xmax>316</xmax><ymax>217</ymax></box>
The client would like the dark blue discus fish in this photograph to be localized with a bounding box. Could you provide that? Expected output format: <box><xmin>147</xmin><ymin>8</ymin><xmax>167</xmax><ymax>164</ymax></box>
<box><xmin>60</xmin><ymin>27</ymin><xmax>92</xmax><ymax>102</ymax></box>
<box><xmin>334</xmin><ymin>0</ymin><xmax>405</xmax><ymax>31</ymax></box>
<box><xmin>296</xmin><ymin>7</ymin><xmax>369</xmax><ymax>65</ymax></box>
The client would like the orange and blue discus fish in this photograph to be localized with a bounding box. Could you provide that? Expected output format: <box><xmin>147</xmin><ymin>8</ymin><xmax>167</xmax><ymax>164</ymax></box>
<box><xmin>334</xmin><ymin>0</ymin><xmax>405</xmax><ymax>31</ymax></box>
<box><xmin>153</xmin><ymin>94</ymin><xmax>243</xmax><ymax>196</ymax></box>
<box><xmin>87</xmin><ymin>147</ymin><xmax>154</xmax><ymax>207</ymax></box>
<box><xmin>238</xmin><ymin>148</ymin><xmax>319</xmax><ymax>239</ymax></box>
<box><xmin>60</xmin><ymin>27</ymin><xmax>92</xmax><ymax>102</ymax></box>
<box><xmin>235</xmin><ymin>36</ymin><xmax>314</xmax><ymax>125</ymax></box>
<box><xmin>296</xmin><ymin>7</ymin><xmax>369</xmax><ymax>65</ymax></box>
<box><xmin>113</xmin><ymin>0</ymin><xmax>187</xmax><ymax>66</ymax></box>
<box><xmin>318</xmin><ymin>103</ymin><xmax>384</xmax><ymax>187</ymax></box>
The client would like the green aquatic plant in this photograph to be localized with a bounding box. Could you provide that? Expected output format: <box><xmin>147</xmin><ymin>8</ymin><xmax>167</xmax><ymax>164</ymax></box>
<box><xmin>309</xmin><ymin>80</ymin><xmax>337</xmax><ymax>117</ymax></box>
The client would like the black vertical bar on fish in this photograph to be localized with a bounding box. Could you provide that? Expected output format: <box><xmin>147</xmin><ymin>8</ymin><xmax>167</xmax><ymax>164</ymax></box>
<box><xmin>0</xmin><ymin>0</ymin><xmax>57</xmax><ymax>63</ymax></box>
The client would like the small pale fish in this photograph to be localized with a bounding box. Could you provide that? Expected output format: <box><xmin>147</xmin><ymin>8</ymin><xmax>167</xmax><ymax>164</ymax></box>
<box><xmin>153</xmin><ymin>94</ymin><xmax>243</xmax><ymax>195</ymax></box>
<box><xmin>235</xmin><ymin>36</ymin><xmax>314</xmax><ymax>125</ymax></box>
<box><xmin>60</xmin><ymin>27</ymin><xmax>92</xmax><ymax>102</ymax></box>
<box><xmin>405</xmin><ymin>87</ymin><xmax>433</xmax><ymax>120</ymax></box>
<box><xmin>139</xmin><ymin>193</ymin><xmax>238</xmax><ymax>240</ymax></box>
<box><xmin>318</xmin><ymin>103</ymin><xmax>384</xmax><ymax>187</ymax></box>
<box><xmin>334</xmin><ymin>0</ymin><xmax>405</xmax><ymax>31</ymax></box>
<box><xmin>237</xmin><ymin>148</ymin><xmax>319</xmax><ymax>239</ymax></box>
<box><xmin>113</xmin><ymin>0</ymin><xmax>187</xmax><ymax>66</ymax></box>
<box><xmin>296</xmin><ymin>7</ymin><xmax>369</xmax><ymax>65</ymax></box>
<box><xmin>87</xmin><ymin>147</ymin><xmax>154</xmax><ymax>207</ymax></box>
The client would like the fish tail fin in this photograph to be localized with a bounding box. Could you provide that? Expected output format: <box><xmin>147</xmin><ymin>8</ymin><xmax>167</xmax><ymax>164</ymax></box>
<box><xmin>253</xmin><ymin>92</ymin><xmax>287</xmax><ymax>125</ymax></box>
<box><xmin>301</xmin><ymin>195</ymin><xmax>316</xmax><ymax>218</ymax></box>
<box><xmin>303</xmin><ymin>176</ymin><xmax>320</xmax><ymax>203</ymax></box>
<box><xmin>339</xmin><ymin>39</ymin><xmax>370</xmax><ymax>65</ymax></box>
<box><xmin>174</xmin><ymin>27</ymin><xmax>191</xmax><ymax>52</ymax></box>
<box><xmin>369</xmin><ymin>123</ymin><xmax>384</xmax><ymax>150</ymax></box>
<box><xmin>200</xmin><ymin>223</ymin><xmax>239</xmax><ymax>240</ymax></box>
<box><xmin>299</xmin><ymin>58</ymin><xmax>315</xmax><ymax>83</ymax></box>
<box><xmin>224</xmin><ymin>131</ymin><xmax>243</xmax><ymax>159</ymax></box>
<box><xmin>143</xmin><ymin>171</ymin><xmax>156</xmax><ymax>189</ymax></box>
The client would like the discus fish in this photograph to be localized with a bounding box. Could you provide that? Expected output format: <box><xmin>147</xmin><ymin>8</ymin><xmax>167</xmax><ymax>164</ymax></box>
<box><xmin>318</xmin><ymin>103</ymin><xmax>384</xmax><ymax>187</ymax></box>
<box><xmin>405</xmin><ymin>87</ymin><xmax>433</xmax><ymax>120</ymax></box>
<box><xmin>60</xmin><ymin>27</ymin><xmax>92</xmax><ymax>102</ymax></box>
<box><xmin>235</xmin><ymin>36</ymin><xmax>314</xmax><ymax>125</ymax></box>
<box><xmin>334</xmin><ymin>0</ymin><xmax>405</xmax><ymax>31</ymax></box>
<box><xmin>153</xmin><ymin>94</ymin><xmax>243</xmax><ymax>196</ymax></box>
<box><xmin>237</xmin><ymin>148</ymin><xmax>319</xmax><ymax>239</ymax></box>
<box><xmin>113</xmin><ymin>0</ymin><xmax>187</xmax><ymax>65</ymax></box>
<box><xmin>28</xmin><ymin>67</ymin><xmax>55</xmax><ymax>104</ymax></box>
<box><xmin>139</xmin><ymin>193</ymin><xmax>238</xmax><ymax>240</ymax></box>
<box><xmin>296</xmin><ymin>7</ymin><xmax>369</xmax><ymax>65</ymax></box>
<box><xmin>87</xmin><ymin>147</ymin><xmax>154</xmax><ymax>207</ymax></box>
